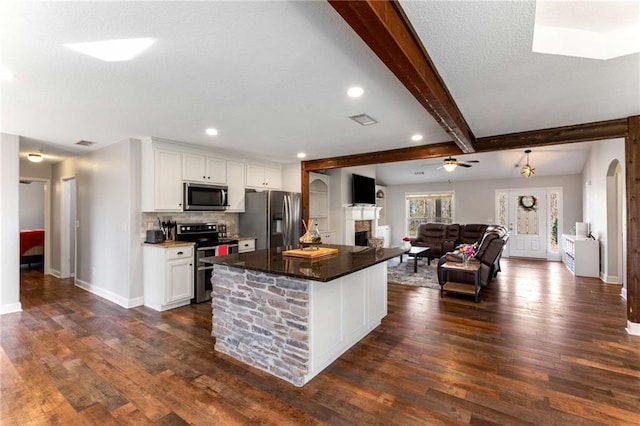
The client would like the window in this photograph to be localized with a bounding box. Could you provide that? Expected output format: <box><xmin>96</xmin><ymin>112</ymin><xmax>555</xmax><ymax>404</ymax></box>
<box><xmin>406</xmin><ymin>192</ymin><xmax>454</xmax><ymax>236</ymax></box>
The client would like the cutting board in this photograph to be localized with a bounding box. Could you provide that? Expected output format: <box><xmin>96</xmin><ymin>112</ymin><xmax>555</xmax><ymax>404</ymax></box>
<box><xmin>282</xmin><ymin>247</ymin><xmax>338</xmax><ymax>259</ymax></box>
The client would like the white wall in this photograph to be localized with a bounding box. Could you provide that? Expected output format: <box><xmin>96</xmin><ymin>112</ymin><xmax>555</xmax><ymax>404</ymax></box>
<box><xmin>281</xmin><ymin>162</ymin><xmax>301</xmax><ymax>192</ymax></box>
<box><xmin>19</xmin><ymin>181</ymin><xmax>45</xmax><ymax>229</ymax></box>
<box><xmin>20</xmin><ymin>159</ymin><xmax>52</xmax><ymax>180</ymax></box>
<box><xmin>385</xmin><ymin>174</ymin><xmax>583</xmax><ymax>246</ymax></box>
<box><xmin>51</xmin><ymin>139</ymin><xmax>143</xmax><ymax>307</ymax></box>
<box><xmin>582</xmin><ymin>137</ymin><xmax>626</xmax><ymax>285</ymax></box>
<box><xmin>0</xmin><ymin>133</ymin><xmax>22</xmax><ymax>314</ymax></box>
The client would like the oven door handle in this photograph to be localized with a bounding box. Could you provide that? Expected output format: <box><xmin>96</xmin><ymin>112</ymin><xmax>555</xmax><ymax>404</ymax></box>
<box><xmin>197</xmin><ymin>246</ymin><xmax>216</xmax><ymax>251</ymax></box>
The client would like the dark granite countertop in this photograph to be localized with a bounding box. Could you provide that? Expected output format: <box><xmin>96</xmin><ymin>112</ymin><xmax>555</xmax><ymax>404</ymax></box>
<box><xmin>200</xmin><ymin>244</ymin><xmax>405</xmax><ymax>282</ymax></box>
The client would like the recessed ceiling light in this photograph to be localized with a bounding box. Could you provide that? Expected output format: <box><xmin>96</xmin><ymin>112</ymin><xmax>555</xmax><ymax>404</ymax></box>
<box><xmin>205</xmin><ymin>128</ymin><xmax>219</xmax><ymax>136</ymax></box>
<box><xmin>347</xmin><ymin>86</ymin><xmax>364</xmax><ymax>98</ymax></box>
<box><xmin>297</xmin><ymin>152</ymin><xmax>306</xmax><ymax>159</ymax></box>
<box><xmin>27</xmin><ymin>153</ymin><xmax>43</xmax><ymax>163</ymax></box>
<box><xmin>411</xmin><ymin>134</ymin><xmax>423</xmax><ymax>142</ymax></box>
<box><xmin>63</xmin><ymin>38</ymin><xmax>155</xmax><ymax>62</ymax></box>
<box><xmin>0</xmin><ymin>67</ymin><xmax>15</xmax><ymax>81</ymax></box>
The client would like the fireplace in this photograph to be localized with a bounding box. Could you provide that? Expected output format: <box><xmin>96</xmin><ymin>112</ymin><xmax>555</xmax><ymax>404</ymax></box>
<box><xmin>343</xmin><ymin>205</ymin><xmax>381</xmax><ymax>246</ymax></box>
<box><xmin>355</xmin><ymin>231</ymin><xmax>368</xmax><ymax>246</ymax></box>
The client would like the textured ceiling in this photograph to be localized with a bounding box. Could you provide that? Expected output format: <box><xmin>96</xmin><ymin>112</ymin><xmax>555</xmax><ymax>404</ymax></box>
<box><xmin>2</xmin><ymin>1</ymin><xmax>638</xmax><ymax>181</ymax></box>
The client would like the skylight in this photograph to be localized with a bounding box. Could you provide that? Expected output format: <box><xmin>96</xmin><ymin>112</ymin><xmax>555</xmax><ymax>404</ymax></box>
<box><xmin>532</xmin><ymin>0</ymin><xmax>640</xmax><ymax>60</ymax></box>
<box><xmin>64</xmin><ymin>38</ymin><xmax>155</xmax><ymax>62</ymax></box>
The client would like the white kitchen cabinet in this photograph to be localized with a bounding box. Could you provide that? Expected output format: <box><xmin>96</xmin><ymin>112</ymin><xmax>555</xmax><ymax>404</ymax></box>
<box><xmin>320</xmin><ymin>231</ymin><xmax>336</xmax><ymax>244</ymax></box>
<box><xmin>238</xmin><ymin>238</ymin><xmax>256</xmax><ymax>253</ymax></box>
<box><xmin>226</xmin><ymin>161</ymin><xmax>245</xmax><ymax>212</ymax></box>
<box><xmin>143</xmin><ymin>244</ymin><xmax>194</xmax><ymax>311</ymax></box>
<box><xmin>562</xmin><ymin>234</ymin><xmax>599</xmax><ymax>277</ymax></box>
<box><xmin>246</xmin><ymin>164</ymin><xmax>281</xmax><ymax>189</ymax></box>
<box><xmin>153</xmin><ymin>148</ymin><xmax>183</xmax><ymax>211</ymax></box>
<box><xmin>182</xmin><ymin>153</ymin><xmax>227</xmax><ymax>184</ymax></box>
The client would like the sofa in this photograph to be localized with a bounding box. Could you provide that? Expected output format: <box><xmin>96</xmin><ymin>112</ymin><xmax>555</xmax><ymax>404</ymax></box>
<box><xmin>437</xmin><ymin>225</ymin><xmax>509</xmax><ymax>288</ymax></box>
<box><xmin>410</xmin><ymin>223</ymin><xmax>489</xmax><ymax>261</ymax></box>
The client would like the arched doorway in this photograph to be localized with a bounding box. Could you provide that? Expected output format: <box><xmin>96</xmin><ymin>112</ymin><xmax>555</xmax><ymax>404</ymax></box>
<box><xmin>605</xmin><ymin>160</ymin><xmax>623</xmax><ymax>284</ymax></box>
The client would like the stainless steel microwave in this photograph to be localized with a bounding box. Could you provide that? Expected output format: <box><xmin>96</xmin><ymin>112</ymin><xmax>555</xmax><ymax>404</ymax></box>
<box><xmin>183</xmin><ymin>183</ymin><xmax>228</xmax><ymax>211</ymax></box>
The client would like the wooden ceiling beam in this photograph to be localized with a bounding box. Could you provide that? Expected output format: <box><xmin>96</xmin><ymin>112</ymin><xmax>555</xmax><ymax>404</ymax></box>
<box><xmin>302</xmin><ymin>142</ymin><xmax>460</xmax><ymax>172</ymax></box>
<box><xmin>475</xmin><ymin>118</ymin><xmax>629</xmax><ymax>152</ymax></box>
<box><xmin>328</xmin><ymin>0</ymin><xmax>476</xmax><ymax>153</ymax></box>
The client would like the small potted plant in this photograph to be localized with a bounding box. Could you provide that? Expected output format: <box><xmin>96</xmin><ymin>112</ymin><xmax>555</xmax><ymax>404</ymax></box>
<box><xmin>402</xmin><ymin>236</ymin><xmax>412</xmax><ymax>250</ymax></box>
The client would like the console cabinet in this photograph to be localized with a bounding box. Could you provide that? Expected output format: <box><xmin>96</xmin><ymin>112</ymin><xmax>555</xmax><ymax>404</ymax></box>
<box><xmin>562</xmin><ymin>234</ymin><xmax>599</xmax><ymax>277</ymax></box>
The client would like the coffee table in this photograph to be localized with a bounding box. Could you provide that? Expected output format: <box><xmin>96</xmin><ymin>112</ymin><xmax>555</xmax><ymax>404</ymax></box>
<box><xmin>400</xmin><ymin>246</ymin><xmax>431</xmax><ymax>273</ymax></box>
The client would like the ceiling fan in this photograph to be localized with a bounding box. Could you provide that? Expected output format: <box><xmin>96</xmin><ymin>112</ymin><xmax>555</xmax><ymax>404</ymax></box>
<box><xmin>440</xmin><ymin>156</ymin><xmax>479</xmax><ymax>171</ymax></box>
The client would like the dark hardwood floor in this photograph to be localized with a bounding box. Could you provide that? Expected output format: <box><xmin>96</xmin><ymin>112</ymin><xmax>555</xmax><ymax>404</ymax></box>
<box><xmin>2</xmin><ymin>258</ymin><xmax>639</xmax><ymax>425</ymax></box>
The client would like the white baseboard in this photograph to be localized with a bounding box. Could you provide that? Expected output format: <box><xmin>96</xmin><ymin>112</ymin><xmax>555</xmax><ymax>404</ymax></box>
<box><xmin>0</xmin><ymin>302</ymin><xmax>23</xmax><ymax>315</ymax></box>
<box><xmin>621</xmin><ymin>287</ymin><xmax>627</xmax><ymax>300</ymax></box>
<box><xmin>600</xmin><ymin>273</ymin><xmax>621</xmax><ymax>284</ymax></box>
<box><xmin>75</xmin><ymin>279</ymin><xmax>144</xmax><ymax>309</ymax></box>
<box><xmin>50</xmin><ymin>269</ymin><xmax>61</xmax><ymax>278</ymax></box>
<box><xmin>626</xmin><ymin>320</ymin><xmax>640</xmax><ymax>336</ymax></box>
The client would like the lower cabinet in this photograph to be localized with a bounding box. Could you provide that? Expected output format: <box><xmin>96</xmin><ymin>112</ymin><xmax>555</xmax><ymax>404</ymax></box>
<box><xmin>144</xmin><ymin>244</ymin><xmax>194</xmax><ymax>311</ymax></box>
<box><xmin>238</xmin><ymin>238</ymin><xmax>256</xmax><ymax>253</ymax></box>
<box><xmin>320</xmin><ymin>231</ymin><xmax>336</xmax><ymax>244</ymax></box>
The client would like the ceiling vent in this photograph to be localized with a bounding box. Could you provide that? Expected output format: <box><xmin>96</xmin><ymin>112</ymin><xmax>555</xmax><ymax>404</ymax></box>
<box><xmin>349</xmin><ymin>114</ymin><xmax>378</xmax><ymax>126</ymax></box>
<box><xmin>76</xmin><ymin>140</ymin><xmax>96</xmax><ymax>147</ymax></box>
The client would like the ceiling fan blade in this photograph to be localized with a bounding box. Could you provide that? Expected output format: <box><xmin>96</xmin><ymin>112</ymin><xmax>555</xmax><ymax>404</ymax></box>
<box><xmin>457</xmin><ymin>163</ymin><xmax>472</xmax><ymax>168</ymax></box>
<box><xmin>465</xmin><ymin>160</ymin><xmax>480</xmax><ymax>163</ymax></box>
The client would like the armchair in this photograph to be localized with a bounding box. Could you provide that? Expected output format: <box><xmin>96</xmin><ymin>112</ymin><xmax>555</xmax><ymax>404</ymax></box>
<box><xmin>437</xmin><ymin>226</ymin><xmax>509</xmax><ymax>287</ymax></box>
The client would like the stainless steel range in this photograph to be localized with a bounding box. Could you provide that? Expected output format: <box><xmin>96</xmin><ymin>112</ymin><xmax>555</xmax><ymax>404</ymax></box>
<box><xmin>175</xmin><ymin>223</ymin><xmax>238</xmax><ymax>303</ymax></box>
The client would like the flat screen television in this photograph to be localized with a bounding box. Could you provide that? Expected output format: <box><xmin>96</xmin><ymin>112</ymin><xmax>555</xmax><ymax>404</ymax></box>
<box><xmin>352</xmin><ymin>174</ymin><xmax>376</xmax><ymax>205</ymax></box>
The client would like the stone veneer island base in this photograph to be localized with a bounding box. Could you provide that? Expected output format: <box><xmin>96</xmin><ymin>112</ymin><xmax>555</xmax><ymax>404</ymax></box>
<box><xmin>202</xmin><ymin>245</ymin><xmax>403</xmax><ymax>386</ymax></box>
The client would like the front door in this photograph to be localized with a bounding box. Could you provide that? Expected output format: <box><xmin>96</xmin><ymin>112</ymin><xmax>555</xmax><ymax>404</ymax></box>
<box><xmin>507</xmin><ymin>190</ymin><xmax>547</xmax><ymax>259</ymax></box>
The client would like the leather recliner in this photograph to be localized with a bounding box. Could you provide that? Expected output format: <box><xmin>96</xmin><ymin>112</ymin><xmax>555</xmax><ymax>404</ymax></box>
<box><xmin>437</xmin><ymin>225</ymin><xmax>509</xmax><ymax>287</ymax></box>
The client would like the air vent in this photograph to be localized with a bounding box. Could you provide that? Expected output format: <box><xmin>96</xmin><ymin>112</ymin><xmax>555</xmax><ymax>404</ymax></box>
<box><xmin>76</xmin><ymin>140</ymin><xmax>96</xmax><ymax>147</ymax></box>
<box><xmin>348</xmin><ymin>114</ymin><xmax>378</xmax><ymax>126</ymax></box>
<box><xmin>414</xmin><ymin>171</ymin><xmax>424</xmax><ymax>175</ymax></box>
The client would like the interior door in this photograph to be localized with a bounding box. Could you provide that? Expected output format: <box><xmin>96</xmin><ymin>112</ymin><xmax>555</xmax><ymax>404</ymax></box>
<box><xmin>508</xmin><ymin>190</ymin><xmax>547</xmax><ymax>259</ymax></box>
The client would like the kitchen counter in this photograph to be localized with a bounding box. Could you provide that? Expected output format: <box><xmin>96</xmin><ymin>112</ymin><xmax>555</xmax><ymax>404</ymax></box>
<box><xmin>203</xmin><ymin>244</ymin><xmax>404</xmax><ymax>386</ymax></box>
<box><xmin>200</xmin><ymin>244</ymin><xmax>403</xmax><ymax>282</ymax></box>
<box><xmin>143</xmin><ymin>240</ymin><xmax>194</xmax><ymax>248</ymax></box>
<box><xmin>229</xmin><ymin>235</ymin><xmax>256</xmax><ymax>241</ymax></box>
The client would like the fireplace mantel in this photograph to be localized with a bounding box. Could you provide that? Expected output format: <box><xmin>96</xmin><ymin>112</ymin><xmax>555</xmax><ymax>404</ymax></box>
<box><xmin>344</xmin><ymin>205</ymin><xmax>381</xmax><ymax>245</ymax></box>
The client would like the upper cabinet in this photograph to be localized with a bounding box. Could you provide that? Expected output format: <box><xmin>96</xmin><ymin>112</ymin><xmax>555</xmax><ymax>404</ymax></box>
<box><xmin>142</xmin><ymin>146</ymin><xmax>183</xmax><ymax>212</ymax></box>
<box><xmin>141</xmin><ymin>137</ymin><xmax>275</xmax><ymax>212</ymax></box>
<box><xmin>246</xmin><ymin>164</ymin><xmax>281</xmax><ymax>189</ymax></box>
<box><xmin>226</xmin><ymin>161</ymin><xmax>245</xmax><ymax>212</ymax></box>
<box><xmin>182</xmin><ymin>153</ymin><xmax>227</xmax><ymax>184</ymax></box>
<box><xmin>309</xmin><ymin>172</ymin><xmax>330</xmax><ymax>232</ymax></box>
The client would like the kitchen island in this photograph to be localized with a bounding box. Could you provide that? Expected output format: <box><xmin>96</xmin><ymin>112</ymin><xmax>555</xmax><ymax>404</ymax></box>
<box><xmin>201</xmin><ymin>244</ymin><xmax>403</xmax><ymax>386</ymax></box>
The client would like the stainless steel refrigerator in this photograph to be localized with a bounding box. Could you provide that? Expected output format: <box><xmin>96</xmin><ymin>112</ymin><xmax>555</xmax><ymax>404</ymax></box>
<box><xmin>239</xmin><ymin>190</ymin><xmax>301</xmax><ymax>250</ymax></box>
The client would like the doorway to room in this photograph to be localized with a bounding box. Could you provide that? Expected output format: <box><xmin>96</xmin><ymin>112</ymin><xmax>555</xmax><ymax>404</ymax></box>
<box><xmin>19</xmin><ymin>178</ymin><xmax>50</xmax><ymax>273</ymax></box>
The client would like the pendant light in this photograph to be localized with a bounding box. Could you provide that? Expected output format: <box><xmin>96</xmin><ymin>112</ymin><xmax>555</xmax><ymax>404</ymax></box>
<box><xmin>520</xmin><ymin>149</ymin><xmax>535</xmax><ymax>178</ymax></box>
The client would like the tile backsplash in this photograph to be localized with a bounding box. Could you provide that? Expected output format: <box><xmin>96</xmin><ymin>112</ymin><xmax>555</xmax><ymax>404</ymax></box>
<box><xmin>141</xmin><ymin>212</ymin><xmax>238</xmax><ymax>240</ymax></box>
